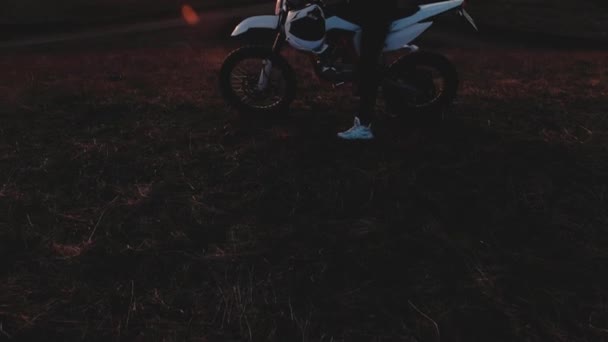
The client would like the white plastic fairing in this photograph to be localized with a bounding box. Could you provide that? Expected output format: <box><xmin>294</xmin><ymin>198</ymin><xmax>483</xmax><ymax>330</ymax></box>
<box><xmin>390</xmin><ymin>0</ymin><xmax>463</xmax><ymax>32</ymax></box>
<box><xmin>285</xmin><ymin>5</ymin><xmax>327</xmax><ymax>52</ymax></box>
<box><xmin>286</xmin><ymin>37</ymin><xmax>327</xmax><ymax>53</ymax></box>
<box><xmin>285</xmin><ymin>5</ymin><xmax>327</xmax><ymax>53</ymax></box>
<box><xmin>324</xmin><ymin>15</ymin><xmax>428</xmax><ymax>54</ymax></box>
<box><xmin>384</xmin><ymin>22</ymin><xmax>432</xmax><ymax>51</ymax></box>
<box><xmin>231</xmin><ymin>15</ymin><xmax>280</xmax><ymax>36</ymax></box>
<box><xmin>325</xmin><ymin>16</ymin><xmax>362</xmax><ymax>54</ymax></box>
<box><xmin>325</xmin><ymin>16</ymin><xmax>361</xmax><ymax>32</ymax></box>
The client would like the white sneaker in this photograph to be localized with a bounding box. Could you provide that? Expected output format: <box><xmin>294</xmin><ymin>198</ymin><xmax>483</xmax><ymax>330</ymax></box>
<box><xmin>337</xmin><ymin>117</ymin><xmax>374</xmax><ymax>140</ymax></box>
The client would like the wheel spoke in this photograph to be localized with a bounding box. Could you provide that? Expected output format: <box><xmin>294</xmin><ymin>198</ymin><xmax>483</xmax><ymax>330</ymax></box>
<box><xmin>227</xmin><ymin>57</ymin><xmax>287</xmax><ymax>110</ymax></box>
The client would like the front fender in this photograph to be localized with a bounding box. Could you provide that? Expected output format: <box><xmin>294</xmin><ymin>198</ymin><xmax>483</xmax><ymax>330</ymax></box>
<box><xmin>231</xmin><ymin>15</ymin><xmax>280</xmax><ymax>36</ymax></box>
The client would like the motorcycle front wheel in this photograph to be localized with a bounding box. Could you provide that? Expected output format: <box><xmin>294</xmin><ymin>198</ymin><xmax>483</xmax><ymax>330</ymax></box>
<box><xmin>219</xmin><ymin>46</ymin><xmax>297</xmax><ymax>118</ymax></box>
<box><xmin>382</xmin><ymin>51</ymin><xmax>458</xmax><ymax>122</ymax></box>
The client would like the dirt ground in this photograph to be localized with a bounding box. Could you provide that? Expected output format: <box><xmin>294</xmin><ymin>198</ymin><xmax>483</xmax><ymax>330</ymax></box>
<box><xmin>1</xmin><ymin>17</ymin><xmax>608</xmax><ymax>342</ymax></box>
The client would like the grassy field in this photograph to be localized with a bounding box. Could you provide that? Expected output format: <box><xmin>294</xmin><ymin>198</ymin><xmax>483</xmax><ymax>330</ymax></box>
<box><xmin>0</xmin><ymin>37</ymin><xmax>608</xmax><ymax>341</ymax></box>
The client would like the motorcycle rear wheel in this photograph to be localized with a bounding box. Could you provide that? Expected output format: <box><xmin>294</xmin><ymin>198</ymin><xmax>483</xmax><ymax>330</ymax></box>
<box><xmin>382</xmin><ymin>51</ymin><xmax>458</xmax><ymax>122</ymax></box>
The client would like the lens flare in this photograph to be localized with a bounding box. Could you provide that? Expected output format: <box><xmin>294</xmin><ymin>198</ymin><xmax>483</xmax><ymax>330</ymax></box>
<box><xmin>181</xmin><ymin>4</ymin><xmax>200</xmax><ymax>26</ymax></box>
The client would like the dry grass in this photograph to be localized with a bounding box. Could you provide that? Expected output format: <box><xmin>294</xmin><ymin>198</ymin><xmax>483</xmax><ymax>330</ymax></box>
<box><xmin>0</xmin><ymin>39</ymin><xmax>607</xmax><ymax>341</ymax></box>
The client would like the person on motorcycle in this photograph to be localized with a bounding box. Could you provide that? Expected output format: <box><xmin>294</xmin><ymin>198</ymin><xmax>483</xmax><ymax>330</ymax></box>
<box><xmin>336</xmin><ymin>0</ymin><xmax>399</xmax><ymax>140</ymax></box>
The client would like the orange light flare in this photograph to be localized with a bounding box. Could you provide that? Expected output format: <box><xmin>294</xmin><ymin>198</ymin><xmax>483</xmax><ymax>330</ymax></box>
<box><xmin>181</xmin><ymin>4</ymin><xmax>200</xmax><ymax>26</ymax></box>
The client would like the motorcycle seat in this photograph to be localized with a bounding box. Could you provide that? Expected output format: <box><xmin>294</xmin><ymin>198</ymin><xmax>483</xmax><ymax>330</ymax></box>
<box><xmin>323</xmin><ymin>3</ymin><xmax>421</xmax><ymax>24</ymax></box>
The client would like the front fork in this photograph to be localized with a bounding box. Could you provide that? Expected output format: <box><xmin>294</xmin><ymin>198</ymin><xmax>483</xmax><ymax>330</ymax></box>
<box><xmin>257</xmin><ymin>20</ymin><xmax>286</xmax><ymax>91</ymax></box>
<box><xmin>257</xmin><ymin>60</ymin><xmax>273</xmax><ymax>91</ymax></box>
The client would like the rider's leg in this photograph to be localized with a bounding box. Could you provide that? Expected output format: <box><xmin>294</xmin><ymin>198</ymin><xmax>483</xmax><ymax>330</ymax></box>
<box><xmin>356</xmin><ymin>18</ymin><xmax>391</xmax><ymax>126</ymax></box>
<box><xmin>337</xmin><ymin>1</ymin><xmax>396</xmax><ymax>140</ymax></box>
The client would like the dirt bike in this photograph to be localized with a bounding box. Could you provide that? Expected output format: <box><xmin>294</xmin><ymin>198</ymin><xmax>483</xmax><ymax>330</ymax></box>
<box><xmin>219</xmin><ymin>0</ymin><xmax>478</xmax><ymax>120</ymax></box>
